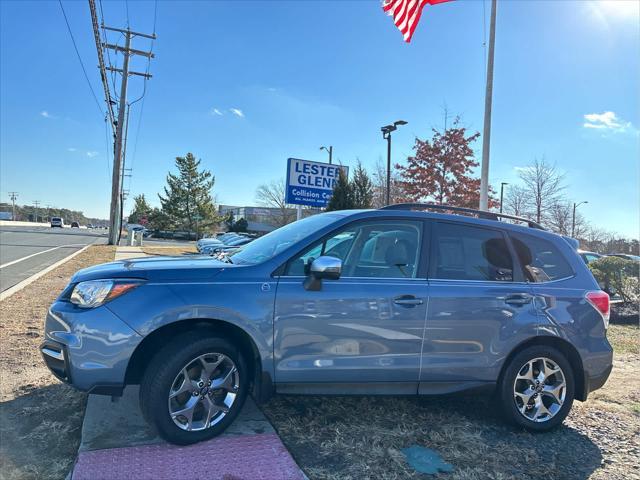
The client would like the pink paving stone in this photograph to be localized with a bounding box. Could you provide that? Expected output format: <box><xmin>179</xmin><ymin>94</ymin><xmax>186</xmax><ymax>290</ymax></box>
<box><xmin>72</xmin><ymin>433</ymin><xmax>305</xmax><ymax>480</ymax></box>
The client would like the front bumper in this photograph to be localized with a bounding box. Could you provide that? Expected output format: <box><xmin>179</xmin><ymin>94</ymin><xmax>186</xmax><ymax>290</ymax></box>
<box><xmin>42</xmin><ymin>301</ymin><xmax>142</xmax><ymax>394</ymax></box>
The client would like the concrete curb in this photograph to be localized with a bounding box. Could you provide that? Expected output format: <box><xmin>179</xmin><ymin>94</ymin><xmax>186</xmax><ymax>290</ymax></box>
<box><xmin>0</xmin><ymin>244</ymin><xmax>91</xmax><ymax>302</ymax></box>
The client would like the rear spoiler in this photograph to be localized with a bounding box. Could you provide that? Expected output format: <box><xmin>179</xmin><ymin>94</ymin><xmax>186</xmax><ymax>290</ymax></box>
<box><xmin>562</xmin><ymin>236</ymin><xmax>580</xmax><ymax>250</ymax></box>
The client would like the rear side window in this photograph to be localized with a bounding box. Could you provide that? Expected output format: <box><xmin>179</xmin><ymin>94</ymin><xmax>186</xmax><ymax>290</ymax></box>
<box><xmin>431</xmin><ymin>223</ymin><xmax>514</xmax><ymax>282</ymax></box>
<box><xmin>510</xmin><ymin>232</ymin><xmax>574</xmax><ymax>282</ymax></box>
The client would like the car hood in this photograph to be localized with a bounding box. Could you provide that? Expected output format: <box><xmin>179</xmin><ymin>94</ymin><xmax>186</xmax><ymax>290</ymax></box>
<box><xmin>71</xmin><ymin>255</ymin><xmax>234</xmax><ymax>283</ymax></box>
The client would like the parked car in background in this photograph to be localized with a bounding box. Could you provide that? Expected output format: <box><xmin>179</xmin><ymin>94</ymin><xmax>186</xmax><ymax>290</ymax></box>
<box><xmin>42</xmin><ymin>204</ymin><xmax>612</xmax><ymax>445</ymax></box>
<box><xmin>70</xmin><ymin>222</ymin><xmax>80</xmax><ymax>228</ymax></box>
<box><xmin>202</xmin><ymin>235</ymin><xmax>253</xmax><ymax>255</ymax></box>
<box><xmin>197</xmin><ymin>232</ymin><xmax>248</xmax><ymax>253</ymax></box>
<box><xmin>578</xmin><ymin>250</ymin><xmax>602</xmax><ymax>264</ymax></box>
<box><xmin>50</xmin><ymin>217</ymin><xmax>64</xmax><ymax>228</ymax></box>
<box><xmin>607</xmin><ymin>254</ymin><xmax>640</xmax><ymax>262</ymax></box>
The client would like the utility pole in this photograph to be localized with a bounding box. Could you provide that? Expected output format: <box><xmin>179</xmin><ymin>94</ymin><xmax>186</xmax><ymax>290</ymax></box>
<box><xmin>102</xmin><ymin>26</ymin><xmax>155</xmax><ymax>245</ymax></box>
<box><xmin>479</xmin><ymin>0</ymin><xmax>497</xmax><ymax>211</ymax></box>
<box><xmin>9</xmin><ymin>192</ymin><xmax>18</xmax><ymax>221</ymax></box>
<box><xmin>33</xmin><ymin>200</ymin><xmax>41</xmax><ymax>223</ymax></box>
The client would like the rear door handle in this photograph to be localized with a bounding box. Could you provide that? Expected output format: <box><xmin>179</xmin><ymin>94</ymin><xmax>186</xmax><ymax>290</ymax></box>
<box><xmin>504</xmin><ymin>293</ymin><xmax>532</xmax><ymax>305</ymax></box>
<box><xmin>393</xmin><ymin>295</ymin><xmax>424</xmax><ymax>307</ymax></box>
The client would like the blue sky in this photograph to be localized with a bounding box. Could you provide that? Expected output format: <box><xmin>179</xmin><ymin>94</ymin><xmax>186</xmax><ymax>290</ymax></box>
<box><xmin>1</xmin><ymin>0</ymin><xmax>638</xmax><ymax>237</ymax></box>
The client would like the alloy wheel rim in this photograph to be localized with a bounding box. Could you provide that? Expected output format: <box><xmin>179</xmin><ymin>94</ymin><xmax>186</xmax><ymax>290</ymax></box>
<box><xmin>168</xmin><ymin>352</ymin><xmax>239</xmax><ymax>431</ymax></box>
<box><xmin>513</xmin><ymin>357</ymin><xmax>566</xmax><ymax>423</ymax></box>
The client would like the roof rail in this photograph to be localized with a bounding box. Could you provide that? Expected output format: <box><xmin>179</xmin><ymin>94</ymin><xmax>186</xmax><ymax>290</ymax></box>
<box><xmin>380</xmin><ymin>203</ymin><xmax>545</xmax><ymax>230</ymax></box>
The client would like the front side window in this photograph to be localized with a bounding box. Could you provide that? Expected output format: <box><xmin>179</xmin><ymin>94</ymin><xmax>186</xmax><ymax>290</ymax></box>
<box><xmin>432</xmin><ymin>222</ymin><xmax>514</xmax><ymax>282</ymax></box>
<box><xmin>510</xmin><ymin>232</ymin><xmax>573</xmax><ymax>282</ymax></box>
<box><xmin>285</xmin><ymin>220</ymin><xmax>422</xmax><ymax>279</ymax></box>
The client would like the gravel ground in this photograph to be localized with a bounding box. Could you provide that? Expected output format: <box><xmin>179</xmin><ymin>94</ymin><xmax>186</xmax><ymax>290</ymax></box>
<box><xmin>0</xmin><ymin>246</ymin><xmax>115</xmax><ymax>480</ymax></box>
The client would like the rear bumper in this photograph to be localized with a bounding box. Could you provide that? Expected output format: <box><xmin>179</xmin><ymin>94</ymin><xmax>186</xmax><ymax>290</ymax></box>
<box><xmin>585</xmin><ymin>363</ymin><xmax>613</xmax><ymax>395</ymax></box>
<box><xmin>580</xmin><ymin>339</ymin><xmax>613</xmax><ymax>400</ymax></box>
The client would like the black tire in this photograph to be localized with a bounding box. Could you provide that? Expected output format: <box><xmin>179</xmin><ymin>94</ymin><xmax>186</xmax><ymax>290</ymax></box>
<box><xmin>139</xmin><ymin>331</ymin><xmax>249</xmax><ymax>445</ymax></box>
<box><xmin>498</xmin><ymin>345</ymin><xmax>574</xmax><ymax>432</ymax></box>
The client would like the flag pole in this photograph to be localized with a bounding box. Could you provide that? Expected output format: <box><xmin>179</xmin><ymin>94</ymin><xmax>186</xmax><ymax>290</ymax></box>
<box><xmin>479</xmin><ymin>0</ymin><xmax>497</xmax><ymax>211</ymax></box>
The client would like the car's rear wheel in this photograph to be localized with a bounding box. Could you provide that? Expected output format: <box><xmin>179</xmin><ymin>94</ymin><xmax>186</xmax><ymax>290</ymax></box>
<box><xmin>139</xmin><ymin>332</ymin><xmax>248</xmax><ymax>445</ymax></box>
<box><xmin>498</xmin><ymin>345</ymin><xmax>574</xmax><ymax>431</ymax></box>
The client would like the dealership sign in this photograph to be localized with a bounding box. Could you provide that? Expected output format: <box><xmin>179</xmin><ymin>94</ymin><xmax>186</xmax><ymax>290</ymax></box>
<box><xmin>285</xmin><ymin>158</ymin><xmax>349</xmax><ymax>208</ymax></box>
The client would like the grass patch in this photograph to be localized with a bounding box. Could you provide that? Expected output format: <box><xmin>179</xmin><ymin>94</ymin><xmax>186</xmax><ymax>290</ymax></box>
<box><xmin>0</xmin><ymin>245</ymin><xmax>115</xmax><ymax>480</ymax></box>
<box><xmin>608</xmin><ymin>323</ymin><xmax>639</xmax><ymax>355</ymax></box>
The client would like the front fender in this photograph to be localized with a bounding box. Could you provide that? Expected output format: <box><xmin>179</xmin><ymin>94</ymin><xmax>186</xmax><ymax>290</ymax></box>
<box><xmin>105</xmin><ymin>280</ymin><xmax>276</xmax><ymax>377</ymax></box>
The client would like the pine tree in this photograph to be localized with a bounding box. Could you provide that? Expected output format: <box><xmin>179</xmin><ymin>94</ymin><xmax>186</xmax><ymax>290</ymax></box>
<box><xmin>158</xmin><ymin>153</ymin><xmax>218</xmax><ymax>231</ymax></box>
<box><xmin>351</xmin><ymin>160</ymin><xmax>374</xmax><ymax>209</ymax></box>
<box><xmin>326</xmin><ymin>169</ymin><xmax>355</xmax><ymax>211</ymax></box>
<box><xmin>128</xmin><ymin>194</ymin><xmax>152</xmax><ymax>224</ymax></box>
<box><xmin>397</xmin><ymin>118</ymin><xmax>497</xmax><ymax>209</ymax></box>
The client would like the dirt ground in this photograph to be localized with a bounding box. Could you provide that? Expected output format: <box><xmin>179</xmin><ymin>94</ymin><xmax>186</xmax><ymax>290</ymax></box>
<box><xmin>0</xmin><ymin>246</ymin><xmax>115</xmax><ymax>480</ymax></box>
<box><xmin>263</xmin><ymin>321</ymin><xmax>640</xmax><ymax>480</ymax></box>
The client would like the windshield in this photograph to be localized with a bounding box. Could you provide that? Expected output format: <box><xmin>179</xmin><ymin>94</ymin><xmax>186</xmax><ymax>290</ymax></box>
<box><xmin>229</xmin><ymin>213</ymin><xmax>341</xmax><ymax>265</ymax></box>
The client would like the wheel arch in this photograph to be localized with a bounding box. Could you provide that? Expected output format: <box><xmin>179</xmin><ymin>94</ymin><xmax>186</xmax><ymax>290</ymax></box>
<box><xmin>125</xmin><ymin>318</ymin><xmax>273</xmax><ymax>403</ymax></box>
<box><xmin>497</xmin><ymin>335</ymin><xmax>587</xmax><ymax>401</ymax></box>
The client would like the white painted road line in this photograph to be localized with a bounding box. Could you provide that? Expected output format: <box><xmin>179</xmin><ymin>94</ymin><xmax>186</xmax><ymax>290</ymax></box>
<box><xmin>0</xmin><ymin>244</ymin><xmax>86</xmax><ymax>269</ymax></box>
<box><xmin>0</xmin><ymin>245</ymin><xmax>91</xmax><ymax>302</ymax></box>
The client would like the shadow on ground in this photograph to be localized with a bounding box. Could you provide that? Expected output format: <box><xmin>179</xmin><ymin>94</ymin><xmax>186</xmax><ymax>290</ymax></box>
<box><xmin>263</xmin><ymin>394</ymin><xmax>603</xmax><ymax>480</ymax></box>
<box><xmin>0</xmin><ymin>384</ymin><xmax>86</xmax><ymax>480</ymax></box>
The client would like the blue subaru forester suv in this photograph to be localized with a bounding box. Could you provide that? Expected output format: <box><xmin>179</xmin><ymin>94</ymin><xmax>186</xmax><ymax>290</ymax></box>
<box><xmin>41</xmin><ymin>204</ymin><xmax>613</xmax><ymax>445</ymax></box>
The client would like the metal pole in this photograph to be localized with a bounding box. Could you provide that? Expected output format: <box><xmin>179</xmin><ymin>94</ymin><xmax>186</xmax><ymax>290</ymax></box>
<box><xmin>108</xmin><ymin>32</ymin><xmax>131</xmax><ymax>245</ymax></box>
<box><xmin>479</xmin><ymin>0</ymin><xmax>497</xmax><ymax>211</ymax></box>
<box><xmin>9</xmin><ymin>192</ymin><xmax>17</xmax><ymax>221</ymax></box>
<box><xmin>296</xmin><ymin>204</ymin><xmax>302</xmax><ymax>221</ymax></box>
<box><xmin>572</xmin><ymin>203</ymin><xmax>576</xmax><ymax>238</ymax></box>
<box><xmin>385</xmin><ymin>133</ymin><xmax>392</xmax><ymax>206</ymax></box>
<box><xmin>499</xmin><ymin>182</ymin><xmax>507</xmax><ymax>214</ymax></box>
<box><xmin>329</xmin><ymin>146</ymin><xmax>333</xmax><ymax>165</ymax></box>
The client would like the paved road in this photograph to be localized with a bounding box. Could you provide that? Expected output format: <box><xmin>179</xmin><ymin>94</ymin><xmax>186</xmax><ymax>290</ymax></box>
<box><xmin>0</xmin><ymin>226</ymin><xmax>107</xmax><ymax>292</ymax></box>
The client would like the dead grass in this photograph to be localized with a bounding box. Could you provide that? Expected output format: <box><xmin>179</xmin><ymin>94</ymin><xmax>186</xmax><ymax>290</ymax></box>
<box><xmin>142</xmin><ymin>245</ymin><xmax>197</xmax><ymax>256</ymax></box>
<box><xmin>0</xmin><ymin>245</ymin><xmax>115</xmax><ymax>480</ymax></box>
<box><xmin>264</xmin><ymin>349</ymin><xmax>640</xmax><ymax>480</ymax></box>
<box><xmin>607</xmin><ymin>323</ymin><xmax>639</xmax><ymax>355</ymax></box>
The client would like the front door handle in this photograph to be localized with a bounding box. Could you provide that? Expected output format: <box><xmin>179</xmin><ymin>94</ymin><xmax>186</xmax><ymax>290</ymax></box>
<box><xmin>393</xmin><ymin>295</ymin><xmax>424</xmax><ymax>307</ymax></box>
<box><xmin>504</xmin><ymin>293</ymin><xmax>532</xmax><ymax>305</ymax></box>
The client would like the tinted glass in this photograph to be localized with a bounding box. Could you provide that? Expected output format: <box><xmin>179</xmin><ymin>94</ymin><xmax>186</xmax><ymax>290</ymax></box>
<box><xmin>510</xmin><ymin>232</ymin><xmax>573</xmax><ymax>282</ymax></box>
<box><xmin>432</xmin><ymin>223</ymin><xmax>513</xmax><ymax>281</ymax></box>
<box><xmin>285</xmin><ymin>220</ymin><xmax>422</xmax><ymax>278</ymax></box>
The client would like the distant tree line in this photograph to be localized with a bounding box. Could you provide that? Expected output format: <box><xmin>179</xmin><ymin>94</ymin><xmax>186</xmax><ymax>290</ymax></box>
<box><xmin>0</xmin><ymin>203</ymin><xmax>106</xmax><ymax>226</ymax></box>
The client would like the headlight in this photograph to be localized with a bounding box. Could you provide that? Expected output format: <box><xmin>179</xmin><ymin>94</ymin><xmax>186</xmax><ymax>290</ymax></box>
<box><xmin>70</xmin><ymin>280</ymin><xmax>142</xmax><ymax>308</ymax></box>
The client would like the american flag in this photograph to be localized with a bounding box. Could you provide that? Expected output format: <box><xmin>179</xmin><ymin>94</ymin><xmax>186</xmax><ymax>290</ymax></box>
<box><xmin>382</xmin><ymin>0</ymin><xmax>451</xmax><ymax>43</ymax></box>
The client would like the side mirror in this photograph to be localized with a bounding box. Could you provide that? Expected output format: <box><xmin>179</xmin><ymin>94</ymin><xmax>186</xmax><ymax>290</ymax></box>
<box><xmin>304</xmin><ymin>256</ymin><xmax>342</xmax><ymax>291</ymax></box>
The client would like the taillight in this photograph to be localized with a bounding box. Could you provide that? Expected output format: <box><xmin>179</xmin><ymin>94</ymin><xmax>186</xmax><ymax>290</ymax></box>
<box><xmin>586</xmin><ymin>290</ymin><xmax>610</xmax><ymax>328</ymax></box>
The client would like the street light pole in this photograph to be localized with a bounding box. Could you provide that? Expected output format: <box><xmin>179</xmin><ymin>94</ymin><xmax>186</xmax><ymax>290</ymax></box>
<box><xmin>320</xmin><ymin>146</ymin><xmax>333</xmax><ymax>164</ymax></box>
<box><xmin>381</xmin><ymin>120</ymin><xmax>407</xmax><ymax>206</ymax></box>
<box><xmin>572</xmin><ymin>201</ymin><xmax>588</xmax><ymax>238</ymax></box>
<box><xmin>499</xmin><ymin>182</ymin><xmax>508</xmax><ymax>214</ymax></box>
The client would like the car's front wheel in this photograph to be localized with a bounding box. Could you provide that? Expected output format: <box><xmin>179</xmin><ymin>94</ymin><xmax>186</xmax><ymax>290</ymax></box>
<box><xmin>498</xmin><ymin>345</ymin><xmax>574</xmax><ymax>432</ymax></box>
<box><xmin>140</xmin><ymin>332</ymin><xmax>248</xmax><ymax>445</ymax></box>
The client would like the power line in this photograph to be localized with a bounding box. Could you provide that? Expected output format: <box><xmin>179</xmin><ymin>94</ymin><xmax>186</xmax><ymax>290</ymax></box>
<box><xmin>127</xmin><ymin>0</ymin><xmax>158</xmax><ymax>194</ymax></box>
<box><xmin>88</xmin><ymin>0</ymin><xmax>116</xmax><ymax>130</ymax></box>
<box><xmin>58</xmin><ymin>0</ymin><xmax>104</xmax><ymax>118</ymax></box>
